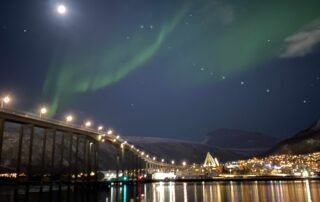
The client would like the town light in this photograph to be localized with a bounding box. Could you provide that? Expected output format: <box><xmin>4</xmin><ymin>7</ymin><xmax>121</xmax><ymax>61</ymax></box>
<box><xmin>182</xmin><ymin>161</ymin><xmax>187</xmax><ymax>166</ymax></box>
<box><xmin>161</xmin><ymin>159</ymin><xmax>165</xmax><ymax>163</ymax></box>
<box><xmin>171</xmin><ymin>160</ymin><xmax>175</xmax><ymax>165</ymax></box>
<box><xmin>107</xmin><ymin>129</ymin><xmax>113</xmax><ymax>135</ymax></box>
<box><xmin>153</xmin><ymin>157</ymin><xmax>156</xmax><ymax>161</ymax></box>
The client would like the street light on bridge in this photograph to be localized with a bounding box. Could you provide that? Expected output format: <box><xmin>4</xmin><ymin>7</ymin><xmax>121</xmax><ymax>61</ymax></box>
<box><xmin>84</xmin><ymin>121</ymin><xmax>92</xmax><ymax>127</ymax></box>
<box><xmin>39</xmin><ymin>107</ymin><xmax>47</xmax><ymax>118</ymax></box>
<box><xmin>65</xmin><ymin>115</ymin><xmax>73</xmax><ymax>123</ymax></box>
<box><xmin>1</xmin><ymin>96</ymin><xmax>11</xmax><ymax>108</ymax></box>
<box><xmin>97</xmin><ymin>125</ymin><xmax>103</xmax><ymax>131</ymax></box>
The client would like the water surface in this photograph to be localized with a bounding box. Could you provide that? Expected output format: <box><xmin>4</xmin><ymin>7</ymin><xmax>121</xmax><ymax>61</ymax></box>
<box><xmin>0</xmin><ymin>180</ymin><xmax>319</xmax><ymax>202</ymax></box>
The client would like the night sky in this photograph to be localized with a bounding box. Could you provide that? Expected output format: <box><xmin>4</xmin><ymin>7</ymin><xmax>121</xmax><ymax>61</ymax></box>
<box><xmin>0</xmin><ymin>0</ymin><xmax>320</xmax><ymax>140</ymax></box>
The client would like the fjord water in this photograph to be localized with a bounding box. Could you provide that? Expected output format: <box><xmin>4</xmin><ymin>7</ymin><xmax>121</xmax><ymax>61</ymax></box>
<box><xmin>1</xmin><ymin>180</ymin><xmax>319</xmax><ymax>201</ymax></box>
<box><xmin>110</xmin><ymin>180</ymin><xmax>319</xmax><ymax>202</ymax></box>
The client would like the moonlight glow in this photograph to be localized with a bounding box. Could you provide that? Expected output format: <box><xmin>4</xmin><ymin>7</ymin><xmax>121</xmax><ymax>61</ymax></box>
<box><xmin>57</xmin><ymin>4</ymin><xmax>67</xmax><ymax>15</ymax></box>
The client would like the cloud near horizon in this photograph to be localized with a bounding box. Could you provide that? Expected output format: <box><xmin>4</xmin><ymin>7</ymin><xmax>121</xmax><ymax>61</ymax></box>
<box><xmin>281</xmin><ymin>19</ymin><xmax>320</xmax><ymax>58</ymax></box>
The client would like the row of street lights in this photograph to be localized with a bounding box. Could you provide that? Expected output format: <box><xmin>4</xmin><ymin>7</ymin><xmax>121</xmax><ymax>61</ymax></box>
<box><xmin>0</xmin><ymin>94</ymin><xmax>189</xmax><ymax>167</ymax></box>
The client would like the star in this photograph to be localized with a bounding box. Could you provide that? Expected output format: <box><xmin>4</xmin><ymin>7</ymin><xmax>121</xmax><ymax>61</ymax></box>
<box><xmin>222</xmin><ymin>76</ymin><xmax>226</xmax><ymax>80</ymax></box>
<box><xmin>303</xmin><ymin>100</ymin><xmax>307</xmax><ymax>104</ymax></box>
<box><xmin>126</xmin><ymin>36</ymin><xmax>130</xmax><ymax>40</ymax></box>
<box><xmin>267</xmin><ymin>39</ymin><xmax>271</xmax><ymax>43</ymax></box>
<box><xmin>130</xmin><ymin>103</ymin><xmax>135</xmax><ymax>107</ymax></box>
<box><xmin>185</xmin><ymin>22</ymin><xmax>189</xmax><ymax>25</ymax></box>
<box><xmin>23</xmin><ymin>29</ymin><xmax>27</xmax><ymax>33</ymax></box>
<box><xmin>200</xmin><ymin>67</ymin><xmax>205</xmax><ymax>71</ymax></box>
<box><xmin>266</xmin><ymin>89</ymin><xmax>270</xmax><ymax>93</ymax></box>
<box><xmin>240</xmin><ymin>81</ymin><xmax>245</xmax><ymax>85</ymax></box>
<box><xmin>210</xmin><ymin>72</ymin><xmax>214</xmax><ymax>76</ymax></box>
<box><xmin>140</xmin><ymin>25</ymin><xmax>144</xmax><ymax>29</ymax></box>
<box><xmin>149</xmin><ymin>25</ymin><xmax>154</xmax><ymax>29</ymax></box>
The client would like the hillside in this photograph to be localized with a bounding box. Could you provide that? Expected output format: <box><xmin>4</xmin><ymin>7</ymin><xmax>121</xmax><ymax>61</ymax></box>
<box><xmin>267</xmin><ymin>121</ymin><xmax>320</xmax><ymax>155</ymax></box>
<box><xmin>125</xmin><ymin>136</ymin><xmax>243</xmax><ymax>163</ymax></box>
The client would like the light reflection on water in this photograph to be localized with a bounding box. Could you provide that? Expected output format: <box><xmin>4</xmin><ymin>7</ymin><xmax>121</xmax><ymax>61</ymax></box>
<box><xmin>107</xmin><ymin>180</ymin><xmax>320</xmax><ymax>202</ymax></box>
<box><xmin>0</xmin><ymin>180</ymin><xmax>320</xmax><ymax>201</ymax></box>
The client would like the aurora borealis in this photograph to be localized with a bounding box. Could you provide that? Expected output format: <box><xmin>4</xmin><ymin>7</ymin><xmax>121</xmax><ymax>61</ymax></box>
<box><xmin>1</xmin><ymin>0</ymin><xmax>320</xmax><ymax>140</ymax></box>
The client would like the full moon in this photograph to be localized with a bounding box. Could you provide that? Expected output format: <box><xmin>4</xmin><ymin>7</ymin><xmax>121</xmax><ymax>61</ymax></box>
<box><xmin>57</xmin><ymin>4</ymin><xmax>67</xmax><ymax>15</ymax></box>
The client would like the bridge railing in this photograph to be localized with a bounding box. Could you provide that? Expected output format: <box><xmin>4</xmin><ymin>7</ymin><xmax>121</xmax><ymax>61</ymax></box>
<box><xmin>0</xmin><ymin>108</ymin><xmax>103</xmax><ymax>138</ymax></box>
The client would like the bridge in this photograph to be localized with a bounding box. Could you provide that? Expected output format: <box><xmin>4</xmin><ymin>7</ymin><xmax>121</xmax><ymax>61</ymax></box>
<box><xmin>0</xmin><ymin>108</ymin><xmax>187</xmax><ymax>187</ymax></box>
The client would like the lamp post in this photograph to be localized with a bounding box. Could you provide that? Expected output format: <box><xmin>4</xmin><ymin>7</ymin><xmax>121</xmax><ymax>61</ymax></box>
<box><xmin>39</xmin><ymin>107</ymin><xmax>47</xmax><ymax>118</ymax></box>
<box><xmin>1</xmin><ymin>96</ymin><xmax>11</xmax><ymax>108</ymax></box>
<box><xmin>97</xmin><ymin>125</ymin><xmax>103</xmax><ymax>132</ymax></box>
<box><xmin>65</xmin><ymin>115</ymin><xmax>73</xmax><ymax>123</ymax></box>
<box><xmin>84</xmin><ymin>121</ymin><xmax>92</xmax><ymax>128</ymax></box>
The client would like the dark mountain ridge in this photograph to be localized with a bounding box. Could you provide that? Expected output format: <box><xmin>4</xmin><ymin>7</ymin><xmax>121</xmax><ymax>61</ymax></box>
<box><xmin>266</xmin><ymin>120</ymin><xmax>320</xmax><ymax>155</ymax></box>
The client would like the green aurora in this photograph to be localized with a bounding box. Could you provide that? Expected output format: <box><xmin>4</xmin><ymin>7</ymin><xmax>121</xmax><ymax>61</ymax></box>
<box><xmin>43</xmin><ymin>0</ymin><xmax>320</xmax><ymax>114</ymax></box>
<box><xmin>44</xmin><ymin>6</ymin><xmax>190</xmax><ymax>114</ymax></box>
